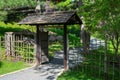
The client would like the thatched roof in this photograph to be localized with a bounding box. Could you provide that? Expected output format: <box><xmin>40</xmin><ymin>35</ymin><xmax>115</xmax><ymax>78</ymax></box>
<box><xmin>18</xmin><ymin>11</ymin><xmax>82</xmax><ymax>25</ymax></box>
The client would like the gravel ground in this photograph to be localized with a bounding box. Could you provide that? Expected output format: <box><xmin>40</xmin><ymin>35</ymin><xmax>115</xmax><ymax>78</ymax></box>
<box><xmin>0</xmin><ymin>51</ymin><xmax>64</xmax><ymax>80</ymax></box>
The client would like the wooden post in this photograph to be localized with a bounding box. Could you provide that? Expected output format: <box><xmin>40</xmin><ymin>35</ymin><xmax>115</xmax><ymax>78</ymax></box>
<box><xmin>104</xmin><ymin>34</ymin><xmax>108</xmax><ymax>80</ymax></box>
<box><xmin>34</xmin><ymin>25</ymin><xmax>41</xmax><ymax>68</ymax></box>
<box><xmin>5</xmin><ymin>32</ymin><xmax>15</xmax><ymax>57</ymax></box>
<box><xmin>64</xmin><ymin>25</ymin><xmax>68</xmax><ymax>71</ymax></box>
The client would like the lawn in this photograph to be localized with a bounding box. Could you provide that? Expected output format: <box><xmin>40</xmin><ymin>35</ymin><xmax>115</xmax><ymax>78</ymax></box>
<box><xmin>0</xmin><ymin>60</ymin><xmax>30</xmax><ymax>75</ymax></box>
<box><xmin>0</xmin><ymin>46</ymin><xmax>30</xmax><ymax>75</ymax></box>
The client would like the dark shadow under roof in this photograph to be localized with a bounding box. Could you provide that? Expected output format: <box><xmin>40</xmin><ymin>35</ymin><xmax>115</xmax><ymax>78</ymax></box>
<box><xmin>18</xmin><ymin>11</ymin><xmax>82</xmax><ymax>25</ymax></box>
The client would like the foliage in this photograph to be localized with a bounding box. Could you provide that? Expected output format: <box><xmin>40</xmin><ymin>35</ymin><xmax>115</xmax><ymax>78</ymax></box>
<box><xmin>48</xmin><ymin>28</ymin><xmax>81</xmax><ymax>48</ymax></box>
<box><xmin>56</xmin><ymin>0</ymin><xmax>73</xmax><ymax>10</ymax></box>
<box><xmin>0</xmin><ymin>22</ymin><xmax>36</xmax><ymax>61</ymax></box>
<box><xmin>0</xmin><ymin>0</ymin><xmax>36</xmax><ymax>22</ymax></box>
<box><xmin>58</xmin><ymin>48</ymin><xmax>120</xmax><ymax>80</ymax></box>
<box><xmin>0</xmin><ymin>47</ymin><xmax>6</xmax><ymax>60</ymax></box>
<box><xmin>0</xmin><ymin>0</ymin><xmax>36</xmax><ymax>10</ymax></box>
<box><xmin>68</xmin><ymin>25</ymin><xmax>80</xmax><ymax>37</ymax></box>
<box><xmin>0</xmin><ymin>11</ymin><xmax>7</xmax><ymax>21</ymax></box>
<box><xmin>49</xmin><ymin>42</ymin><xmax>63</xmax><ymax>59</ymax></box>
<box><xmin>14</xmin><ymin>44</ymin><xmax>34</xmax><ymax>61</ymax></box>
<box><xmin>95</xmin><ymin>0</ymin><xmax>120</xmax><ymax>56</ymax></box>
<box><xmin>0</xmin><ymin>22</ymin><xmax>35</xmax><ymax>36</ymax></box>
<box><xmin>78</xmin><ymin>0</ymin><xmax>120</xmax><ymax>56</ymax></box>
<box><xmin>0</xmin><ymin>60</ymin><xmax>29</xmax><ymax>75</ymax></box>
<box><xmin>48</xmin><ymin>28</ymin><xmax>80</xmax><ymax>43</ymax></box>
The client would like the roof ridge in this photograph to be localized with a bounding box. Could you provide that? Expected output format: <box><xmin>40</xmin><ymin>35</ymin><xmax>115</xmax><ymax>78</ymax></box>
<box><xmin>28</xmin><ymin>11</ymin><xmax>76</xmax><ymax>16</ymax></box>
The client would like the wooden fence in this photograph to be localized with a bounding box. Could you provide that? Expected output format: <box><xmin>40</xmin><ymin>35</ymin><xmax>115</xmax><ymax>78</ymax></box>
<box><xmin>0</xmin><ymin>35</ymin><xmax>35</xmax><ymax>63</ymax></box>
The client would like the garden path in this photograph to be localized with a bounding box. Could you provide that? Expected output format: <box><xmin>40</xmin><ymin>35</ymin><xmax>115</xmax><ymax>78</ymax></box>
<box><xmin>0</xmin><ymin>51</ymin><xmax>64</xmax><ymax>80</ymax></box>
<box><xmin>0</xmin><ymin>38</ymin><xmax>104</xmax><ymax>80</ymax></box>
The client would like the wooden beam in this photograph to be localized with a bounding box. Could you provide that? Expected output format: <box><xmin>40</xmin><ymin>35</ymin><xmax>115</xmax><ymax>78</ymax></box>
<box><xmin>64</xmin><ymin>25</ymin><xmax>68</xmax><ymax>71</ymax></box>
<box><xmin>34</xmin><ymin>25</ymin><xmax>41</xmax><ymax>69</ymax></box>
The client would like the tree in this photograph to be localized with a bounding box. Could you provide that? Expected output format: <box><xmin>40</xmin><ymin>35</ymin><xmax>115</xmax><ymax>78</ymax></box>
<box><xmin>79</xmin><ymin>0</ymin><xmax>120</xmax><ymax>57</ymax></box>
<box><xmin>0</xmin><ymin>0</ymin><xmax>36</xmax><ymax>10</ymax></box>
<box><xmin>94</xmin><ymin>0</ymin><xmax>120</xmax><ymax>58</ymax></box>
<box><xmin>77</xmin><ymin>0</ymin><xmax>94</xmax><ymax>53</ymax></box>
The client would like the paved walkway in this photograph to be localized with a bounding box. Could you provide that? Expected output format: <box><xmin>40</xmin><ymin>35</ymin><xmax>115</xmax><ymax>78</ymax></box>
<box><xmin>0</xmin><ymin>51</ymin><xmax>64</xmax><ymax>80</ymax></box>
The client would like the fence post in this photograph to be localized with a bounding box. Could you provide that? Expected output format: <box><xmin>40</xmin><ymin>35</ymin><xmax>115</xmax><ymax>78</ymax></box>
<box><xmin>5</xmin><ymin>32</ymin><xmax>15</xmax><ymax>58</ymax></box>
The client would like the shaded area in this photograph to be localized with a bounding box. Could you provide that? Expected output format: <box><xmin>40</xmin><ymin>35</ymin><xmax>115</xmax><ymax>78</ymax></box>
<box><xmin>6</xmin><ymin>9</ymin><xmax>34</xmax><ymax>22</ymax></box>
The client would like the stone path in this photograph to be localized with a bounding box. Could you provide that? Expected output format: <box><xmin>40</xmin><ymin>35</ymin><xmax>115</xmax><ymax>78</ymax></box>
<box><xmin>0</xmin><ymin>51</ymin><xmax>64</xmax><ymax>80</ymax></box>
<box><xmin>90</xmin><ymin>38</ymin><xmax>105</xmax><ymax>50</ymax></box>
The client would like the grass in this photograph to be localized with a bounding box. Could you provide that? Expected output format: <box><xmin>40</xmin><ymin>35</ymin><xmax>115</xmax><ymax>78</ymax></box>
<box><xmin>58</xmin><ymin>48</ymin><xmax>120</xmax><ymax>80</ymax></box>
<box><xmin>49</xmin><ymin>42</ymin><xmax>63</xmax><ymax>59</ymax></box>
<box><xmin>0</xmin><ymin>60</ymin><xmax>30</xmax><ymax>75</ymax></box>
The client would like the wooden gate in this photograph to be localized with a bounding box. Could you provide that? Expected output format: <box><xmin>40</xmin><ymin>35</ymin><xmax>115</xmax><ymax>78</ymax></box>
<box><xmin>39</xmin><ymin>31</ymin><xmax>49</xmax><ymax>63</ymax></box>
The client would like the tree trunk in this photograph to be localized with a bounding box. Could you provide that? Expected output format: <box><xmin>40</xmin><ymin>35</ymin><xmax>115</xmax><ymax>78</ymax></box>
<box><xmin>115</xmin><ymin>48</ymin><xmax>119</xmax><ymax>61</ymax></box>
<box><xmin>81</xmin><ymin>29</ymin><xmax>90</xmax><ymax>54</ymax></box>
<box><xmin>80</xmin><ymin>17</ymin><xmax>90</xmax><ymax>54</ymax></box>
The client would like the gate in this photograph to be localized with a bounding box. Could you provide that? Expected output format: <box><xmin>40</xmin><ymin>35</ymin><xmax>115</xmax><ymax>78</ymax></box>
<box><xmin>39</xmin><ymin>31</ymin><xmax>49</xmax><ymax>63</ymax></box>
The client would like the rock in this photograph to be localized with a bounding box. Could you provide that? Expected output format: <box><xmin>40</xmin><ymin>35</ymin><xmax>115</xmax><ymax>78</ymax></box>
<box><xmin>56</xmin><ymin>36</ymin><xmax>63</xmax><ymax>41</ymax></box>
<box><xmin>49</xmin><ymin>35</ymin><xmax>56</xmax><ymax>41</ymax></box>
